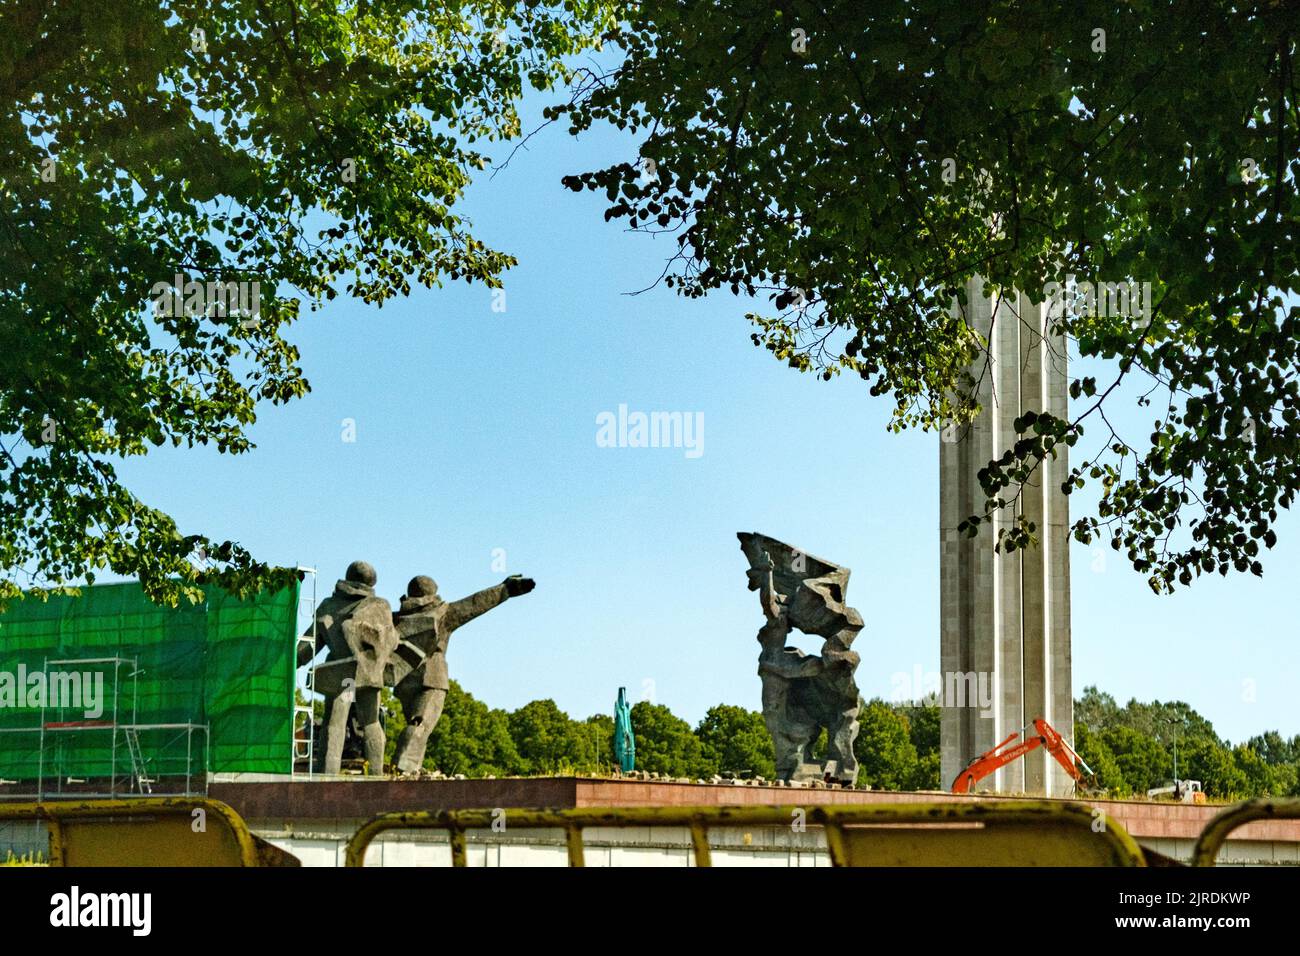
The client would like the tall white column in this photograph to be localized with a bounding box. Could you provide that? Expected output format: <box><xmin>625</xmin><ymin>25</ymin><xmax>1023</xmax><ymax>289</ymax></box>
<box><xmin>939</xmin><ymin>278</ymin><xmax>1073</xmax><ymax>796</ymax></box>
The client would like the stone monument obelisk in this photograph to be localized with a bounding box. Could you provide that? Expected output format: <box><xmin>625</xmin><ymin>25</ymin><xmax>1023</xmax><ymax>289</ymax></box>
<box><xmin>939</xmin><ymin>277</ymin><xmax>1073</xmax><ymax>796</ymax></box>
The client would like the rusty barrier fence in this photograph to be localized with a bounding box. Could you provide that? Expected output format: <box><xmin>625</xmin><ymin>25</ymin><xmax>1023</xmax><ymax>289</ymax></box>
<box><xmin>5</xmin><ymin>795</ymin><xmax>1300</xmax><ymax>867</ymax></box>
<box><xmin>1192</xmin><ymin>797</ymin><xmax>1300</xmax><ymax>866</ymax></box>
<box><xmin>343</xmin><ymin>800</ymin><xmax>1149</xmax><ymax>867</ymax></box>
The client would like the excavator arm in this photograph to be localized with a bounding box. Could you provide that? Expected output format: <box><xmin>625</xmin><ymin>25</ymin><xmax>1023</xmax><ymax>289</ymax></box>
<box><xmin>951</xmin><ymin>733</ymin><xmax>1041</xmax><ymax>794</ymax></box>
<box><xmin>1034</xmin><ymin>718</ymin><xmax>1093</xmax><ymax>786</ymax></box>
<box><xmin>950</xmin><ymin>719</ymin><xmax>1091</xmax><ymax>794</ymax></box>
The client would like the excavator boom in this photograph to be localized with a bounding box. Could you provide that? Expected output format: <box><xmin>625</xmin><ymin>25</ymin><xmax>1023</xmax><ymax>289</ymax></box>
<box><xmin>950</xmin><ymin>718</ymin><xmax>1086</xmax><ymax>794</ymax></box>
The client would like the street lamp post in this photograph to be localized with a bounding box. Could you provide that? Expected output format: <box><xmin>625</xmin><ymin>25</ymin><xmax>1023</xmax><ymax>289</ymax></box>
<box><xmin>1164</xmin><ymin>715</ymin><xmax>1184</xmax><ymax>796</ymax></box>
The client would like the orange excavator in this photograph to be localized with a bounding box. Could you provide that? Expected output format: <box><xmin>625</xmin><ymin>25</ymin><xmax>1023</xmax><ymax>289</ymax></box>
<box><xmin>950</xmin><ymin>718</ymin><xmax>1093</xmax><ymax>794</ymax></box>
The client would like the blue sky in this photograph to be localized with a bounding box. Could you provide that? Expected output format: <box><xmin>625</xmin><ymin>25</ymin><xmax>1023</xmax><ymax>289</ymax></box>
<box><xmin>113</xmin><ymin>94</ymin><xmax>1299</xmax><ymax>745</ymax></box>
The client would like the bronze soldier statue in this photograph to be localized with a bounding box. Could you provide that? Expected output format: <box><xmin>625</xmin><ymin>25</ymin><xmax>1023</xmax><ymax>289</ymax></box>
<box><xmin>791</xmin><ymin>617</ymin><xmax>863</xmax><ymax>786</ymax></box>
<box><xmin>739</xmin><ymin>532</ymin><xmax>863</xmax><ymax>786</ymax></box>
<box><xmin>746</xmin><ymin>546</ymin><xmax>824</xmax><ymax>780</ymax></box>
<box><xmin>299</xmin><ymin>560</ymin><xmax>399</xmax><ymax>774</ymax></box>
<box><xmin>390</xmin><ymin>572</ymin><xmax>536</xmax><ymax>773</ymax></box>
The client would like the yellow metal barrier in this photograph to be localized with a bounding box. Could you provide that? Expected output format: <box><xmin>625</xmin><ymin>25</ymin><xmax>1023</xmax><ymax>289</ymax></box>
<box><xmin>0</xmin><ymin>798</ymin><xmax>299</xmax><ymax>867</ymax></box>
<box><xmin>1192</xmin><ymin>796</ymin><xmax>1300</xmax><ymax>866</ymax></box>
<box><xmin>345</xmin><ymin>800</ymin><xmax>1147</xmax><ymax>867</ymax></box>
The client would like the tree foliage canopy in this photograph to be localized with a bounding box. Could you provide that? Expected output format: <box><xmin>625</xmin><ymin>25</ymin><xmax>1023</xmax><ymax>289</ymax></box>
<box><xmin>1072</xmin><ymin>685</ymin><xmax>1298</xmax><ymax>797</ymax></box>
<box><xmin>0</xmin><ymin>0</ymin><xmax>612</xmax><ymax>604</ymax></box>
<box><xmin>696</xmin><ymin>703</ymin><xmax>776</xmax><ymax>778</ymax></box>
<box><xmin>628</xmin><ymin>700</ymin><xmax>711</xmax><ymax>778</ymax></box>
<box><xmin>854</xmin><ymin>699</ymin><xmax>921</xmax><ymax>790</ymax></box>
<box><xmin>559</xmin><ymin>1</ymin><xmax>1300</xmax><ymax>593</ymax></box>
<box><xmin>421</xmin><ymin>682</ymin><xmax>522</xmax><ymax>777</ymax></box>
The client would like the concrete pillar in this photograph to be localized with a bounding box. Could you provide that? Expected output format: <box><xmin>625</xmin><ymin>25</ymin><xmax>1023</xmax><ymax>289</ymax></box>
<box><xmin>1045</xmin><ymin>288</ymin><xmax>1075</xmax><ymax>797</ymax></box>
<box><xmin>939</xmin><ymin>278</ymin><xmax>1073</xmax><ymax>796</ymax></box>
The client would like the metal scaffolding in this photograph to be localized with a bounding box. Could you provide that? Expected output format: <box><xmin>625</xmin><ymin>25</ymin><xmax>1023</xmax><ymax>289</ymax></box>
<box><xmin>0</xmin><ymin>656</ymin><xmax>208</xmax><ymax>801</ymax></box>
<box><xmin>293</xmin><ymin>566</ymin><xmax>319</xmax><ymax>777</ymax></box>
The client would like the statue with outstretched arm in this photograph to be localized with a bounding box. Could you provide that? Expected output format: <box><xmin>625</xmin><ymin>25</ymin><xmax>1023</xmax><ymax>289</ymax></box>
<box><xmin>391</xmin><ymin>573</ymin><xmax>536</xmax><ymax>773</ymax></box>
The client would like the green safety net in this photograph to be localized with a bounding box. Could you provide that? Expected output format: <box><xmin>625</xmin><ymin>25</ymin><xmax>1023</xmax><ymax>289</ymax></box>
<box><xmin>0</xmin><ymin>580</ymin><xmax>298</xmax><ymax>779</ymax></box>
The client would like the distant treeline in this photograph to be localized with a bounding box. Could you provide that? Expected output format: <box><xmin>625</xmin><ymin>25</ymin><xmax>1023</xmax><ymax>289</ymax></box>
<box><xmin>367</xmin><ymin>683</ymin><xmax>1299</xmax><ymax>800</ymax></box>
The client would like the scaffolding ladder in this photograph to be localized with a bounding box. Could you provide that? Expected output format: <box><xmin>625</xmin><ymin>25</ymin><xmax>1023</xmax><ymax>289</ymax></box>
<box><xmin>293</xmin><ymin>567</ymin><xmax>319</xmax><ymax>776</ymax></box>
<box><xmin>122</xmin><ymin>726</ymin><xmax>153</xmax><ymax>794</ymax></box>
